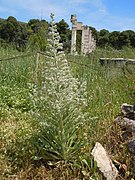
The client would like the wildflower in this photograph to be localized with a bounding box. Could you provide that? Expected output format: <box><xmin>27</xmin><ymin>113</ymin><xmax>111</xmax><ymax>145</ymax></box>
<box><xmin>31</xmin><ymin>14</ymin><xmax>88</xmax><ymax>161</ymax></box>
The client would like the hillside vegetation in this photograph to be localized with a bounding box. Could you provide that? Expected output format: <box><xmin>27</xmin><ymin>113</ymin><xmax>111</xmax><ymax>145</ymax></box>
<box><xmin>1</xmin><ymin>15</ymin><xmax>135</xmax><ymax>53</ymax></box>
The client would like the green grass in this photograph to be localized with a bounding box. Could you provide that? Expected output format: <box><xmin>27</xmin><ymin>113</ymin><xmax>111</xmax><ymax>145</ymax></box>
<box><xmin>0</xmin><ymin>46</ymin><xmax>135</xmax><ymax>179</ymax></box>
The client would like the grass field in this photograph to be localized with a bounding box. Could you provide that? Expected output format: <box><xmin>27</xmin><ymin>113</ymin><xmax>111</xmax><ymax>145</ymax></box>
<box><xmin>0</xmin><ymin>45</ymin><xmax>135</xmax><ymax>179</ymax></box>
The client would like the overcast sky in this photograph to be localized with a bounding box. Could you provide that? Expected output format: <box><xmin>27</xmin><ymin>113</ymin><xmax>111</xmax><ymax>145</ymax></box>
<box><xmin>1</xmin><ymin>0</ymin><xmax>135</xmax><ymax>31</ymax></box>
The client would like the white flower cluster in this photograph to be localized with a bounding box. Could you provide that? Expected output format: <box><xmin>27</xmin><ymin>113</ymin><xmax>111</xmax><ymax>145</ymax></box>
<box><xmin>33</xmin><ymin>14</ymin><xmax>88</xmax><ymax>126</ymax></box>
<box><xmin>45</xmin><ymin>14</ymin><xmax>86</xmax><ymax>106</ymax></box>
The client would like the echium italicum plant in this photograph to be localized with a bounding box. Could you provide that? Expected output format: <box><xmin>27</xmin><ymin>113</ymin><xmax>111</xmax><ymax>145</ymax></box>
<box><xmin>31</xmin><ymin>13</ymin><xmax>88</xmax><ymax>162</ymax></box>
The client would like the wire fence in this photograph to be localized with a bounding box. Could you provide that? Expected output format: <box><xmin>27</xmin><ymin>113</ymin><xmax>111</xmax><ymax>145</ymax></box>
<box><xmin>0</xmin><ymin>51</ymin><xmax>130</xmax><ymax>70</ymax></box>
<box><xmin>0</xmin><ymin>53</ymin><xmax>33</xmax><ymax>62</ymax></box>
<box><xmin>0</xmin><ymin>52</ymin><xmax>36</xmax><ymax>86</ymax></box>
<box><xmin>0</xmin><ymin>51</ymin><xmax>134</xmax><ymax>87</ymax></box>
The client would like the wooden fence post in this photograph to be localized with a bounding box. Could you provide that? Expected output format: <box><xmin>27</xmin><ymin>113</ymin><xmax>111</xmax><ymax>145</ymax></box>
<box><xmin>35</xmin><ymin>52</ymin><xmax>39</xmax><ymax>84</ymax></box>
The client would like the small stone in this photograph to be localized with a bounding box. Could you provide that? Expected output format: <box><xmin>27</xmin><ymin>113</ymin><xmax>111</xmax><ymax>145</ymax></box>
<box><xmin>91</xmin><ymin>142</ymin><xmax>118</xmax><ymax>180</ymax></box>
<box><xmin>121</xmin><ymin>103</ymin><xmax>135</xmax><ymax>120</ymax></box>
<box><xmin>128</xmin><ymin>140</ymin><xmax>135</xmax><ymax>154</ymax></box>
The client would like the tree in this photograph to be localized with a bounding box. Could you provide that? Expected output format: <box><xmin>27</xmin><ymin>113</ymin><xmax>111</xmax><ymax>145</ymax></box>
<box><xmin>130</xmin><ymin>34</ymin><xmax>135</xmax><ymax>48</ymax></box>
<box><xmin>89</xmin><ymin>26</ymin><xmax>99</xmax><ymax>41</ymax></box>
<box><xmin>109</xmin><ymin>31</ymin><xmax>120</xmax><ymax>49</ymax></box>
<box><xmin>56</xmin><ymin>19</ymin><xmax>71</xmax><ymax>52</ymax></box>
<box><xmin>0</xmin><ymin>16</ymin><xmax>29</xmax><ymax>49</ymax></box>
<box><xmin>0</xmin><ymin>17</ymin><xmax>18</xmax><ymax>42</ymax></box>
<box><xmin>97</xmin><ymin>29</ymin><xmax>110</xmax><ymax>47</ymax></box>
<box><xmin>27</xmin><ymin>19</ymin><xmax>49</xmax><ymax>51</ymax></box>
<box><xmin>99</xmin><ymin>29</ymin><xmax>109</xmax><ymax>36</ymax></box>
<box><xmin>118</xmin><ymin>31</ymin><xmax>130</xmax><ymax>48</ymax></box>
<box><xmin>28</xmin><ymin>19</ymin><xmax>41</xmax><ymax>33</ymax></box>
<box><xmin>124</xmin><ymin>30</ymin><xmax>135</xmax><ymax>48</ymax></box>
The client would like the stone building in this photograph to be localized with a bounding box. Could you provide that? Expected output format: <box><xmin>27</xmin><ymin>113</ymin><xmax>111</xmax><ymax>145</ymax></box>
<box><xmin>70</xmin><ymin>15</ymin><xmax>96</xmax><ymax>54</ymax></box>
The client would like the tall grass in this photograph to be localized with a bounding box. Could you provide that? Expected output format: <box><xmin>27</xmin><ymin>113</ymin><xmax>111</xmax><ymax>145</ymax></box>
<box><xmin>0</xmin><ymin>44</ymin><xmax>135</xmax><ymax>178</ymax></box>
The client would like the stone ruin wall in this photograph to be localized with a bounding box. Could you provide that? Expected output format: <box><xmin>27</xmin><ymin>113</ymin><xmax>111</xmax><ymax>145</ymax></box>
<box><xmin>70</xmin><ymin>14</ymin><xmax>96</xmax><ymax>54</ymax></box>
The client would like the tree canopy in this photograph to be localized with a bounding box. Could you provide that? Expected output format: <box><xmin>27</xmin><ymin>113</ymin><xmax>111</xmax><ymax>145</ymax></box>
<box><xmin>0</xmin><ymin>15</ymin><xmax>135</xmax><ymax>51</ymax></box>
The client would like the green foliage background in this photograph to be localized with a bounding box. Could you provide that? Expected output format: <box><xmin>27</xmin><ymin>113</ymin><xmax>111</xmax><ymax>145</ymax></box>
<box><xmin>1</xmin><ymin>15</ymin><xmax>135</xmax><ymax>52</ymax></box>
